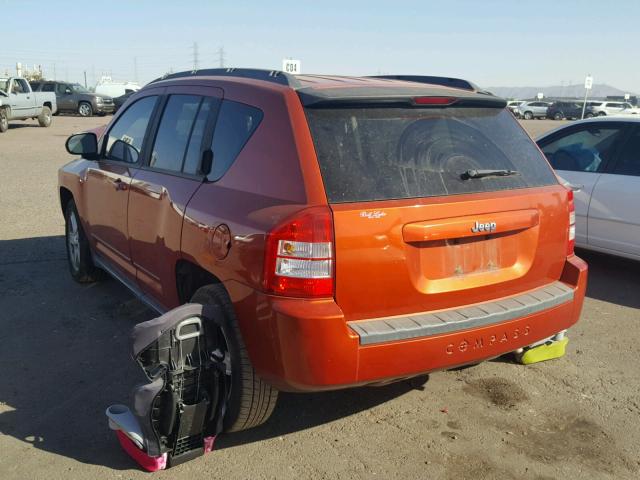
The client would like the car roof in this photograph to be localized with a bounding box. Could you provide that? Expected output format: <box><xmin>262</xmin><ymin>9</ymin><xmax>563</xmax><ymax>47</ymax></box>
<box><xmin>148</xmin><ymin>68</ymin><xmax>504</xmax><ymax>107</ymax></box>
<box><xmin>536</xmin><ymin>116</ymin><xmax>640</xmax><ymax>141</ymax></box>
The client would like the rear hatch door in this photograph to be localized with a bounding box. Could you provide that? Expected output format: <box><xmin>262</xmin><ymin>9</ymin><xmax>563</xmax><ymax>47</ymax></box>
<box><xmin>304</xmin><ymin>99</ymin><xmax>570</xmax><ymax>321</ymax></box>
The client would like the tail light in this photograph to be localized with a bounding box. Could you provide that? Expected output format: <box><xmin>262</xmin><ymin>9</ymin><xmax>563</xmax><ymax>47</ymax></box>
<box><xmin>413</xmin><ymin>96</ymin><xmax>456</xmax><ymax>106</ymax></box>
<box><xmin>567</xmin><ymin>189</ymin><xmax>576</xmax><ymax>256</ymax></box>
<box><xmin>263</xmin><ymin>206</ymin><xmax>334</xmax><ymax>297</ymax></box>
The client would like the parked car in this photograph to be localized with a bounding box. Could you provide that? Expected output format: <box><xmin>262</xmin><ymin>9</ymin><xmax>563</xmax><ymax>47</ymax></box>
<box><xmin>537</xmin><ymin>117</ymin><xmax>640</xmax><ymax>260</ymax></box>
<box><xmin>0</xmin><ymin>76</ymin><xmax>56</xmax><ymax>133</ymax></box>
<box><xmin>30</xmin><ymin>80</ymin><xmax>114</xmax><ymax>117</ymax></box>
<box><xmin>59</xmin><ymin>68</ymin><xmax>587</xmax><ymax>434</ymax></box>
<box><xmin>517</xmin><ymin>101</ymin><xmax>550</xmax><ymax>119</ymax></box>
<box><xmin>94</xmin><ymin>80</ymin><xmax>140</xmax><ymax>99</ymax></box>
<box><xmin>112</xmin><ymin>90</ymin><xmax>136</xmax><ymax>113</ymax></box>
<box><xmin>506</xmin><ymin>100</ymin><xmax>524</xmax><ymax>116</ymax></box>
<box><xmin>587</xmin><ymin>101</ymin><xmax>635</xmax><ymax>117</ymax></box>
<box><xmin>547</xmin><ymin>101</ymin><xmax>584</xmax><ymax>120</ymax></box>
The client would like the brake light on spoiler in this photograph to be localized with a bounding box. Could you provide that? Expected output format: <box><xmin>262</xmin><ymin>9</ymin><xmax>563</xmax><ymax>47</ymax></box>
<box><xmin>412</xmin><ymin>96</ymin><xmax>457</xmax><ymax>106</ymax></box>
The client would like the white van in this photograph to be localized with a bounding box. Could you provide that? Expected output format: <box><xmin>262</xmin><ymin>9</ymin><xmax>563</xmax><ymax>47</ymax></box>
<box><xmin>94</xmin><ymin>81</ymin><xmax>141</xmax><ymax>99</ymax></box>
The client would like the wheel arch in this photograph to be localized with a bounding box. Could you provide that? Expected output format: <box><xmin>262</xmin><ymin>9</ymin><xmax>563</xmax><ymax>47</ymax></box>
<box><xmin>175</xmin><ymin>259</ymin><xmax>225</xmax><ymax>305</ymax></box>
<box><xmin>59</xmin><ymin>186</ymin><xmax>74</xmax><ymax>214</ymax></box>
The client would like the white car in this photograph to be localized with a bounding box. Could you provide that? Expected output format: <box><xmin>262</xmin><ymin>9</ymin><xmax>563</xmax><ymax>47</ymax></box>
<box><xmin>537</xmin><ymin>117</ymin><xmax>640</xmax><ymax>260</ymax></box>
<box><xmin>588</xmin><ymin>101</ymin><xmax>637</xmax><ymax>117</ymax></box>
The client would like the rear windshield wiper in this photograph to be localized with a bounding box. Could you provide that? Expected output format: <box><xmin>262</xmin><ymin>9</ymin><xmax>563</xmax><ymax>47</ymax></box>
<box><xmin>461</xmin><ymin>169</ymin><xmax>520</xmax><ymax>180</ymax></box>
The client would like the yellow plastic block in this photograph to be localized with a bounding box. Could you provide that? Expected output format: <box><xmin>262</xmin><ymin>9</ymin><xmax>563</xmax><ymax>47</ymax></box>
<box><xmin>519</xmin><ymin>338</ymin><xmax>569</xmax><ymax>365</ymax></box>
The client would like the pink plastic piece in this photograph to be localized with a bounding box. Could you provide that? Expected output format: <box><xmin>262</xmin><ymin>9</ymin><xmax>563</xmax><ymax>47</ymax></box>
<box><xmin>116</xmin><ymin>430</ymin><xmax>168</xmax><ymax>472</ymax></box>
<box><xmin>204</xmin><ymin>435</ymin><xmax>216</xmax><ymax>453</ymax></box>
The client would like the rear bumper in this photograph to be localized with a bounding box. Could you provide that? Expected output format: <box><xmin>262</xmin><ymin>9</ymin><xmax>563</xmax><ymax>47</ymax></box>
<box><xmin>235</xmin><ymin>255</ymin><xmax>587</xmax><ymax>392</ymax></box>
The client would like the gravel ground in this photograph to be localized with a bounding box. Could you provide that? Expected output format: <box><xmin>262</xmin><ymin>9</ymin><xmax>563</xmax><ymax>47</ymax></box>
<box><xmin>0</xmin><ymin>116</ymin><xmax>638</xmax><ymax>480</ymax></box>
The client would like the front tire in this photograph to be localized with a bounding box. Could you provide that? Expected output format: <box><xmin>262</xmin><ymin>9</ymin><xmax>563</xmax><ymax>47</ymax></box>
<box><xmin>554</xmin><ymin>112</ymin><xmax>563</xmax><ymax>120</ymax></box>
<box><xmin>190</xmin><ymin>284</ymin><xmax>278</xmax><ymax>432</ymax></box>
<box><xmin>0</xmin><ymin>109</ymin><xmax>8</xmax><ymax>132</ymax></box>
<box><xmin>38</xmin><ymin>106</ymin><xmax>52</xmax><ymax>127</ymax></box>
<box><xmin>523</xmin><ymin>111</ymin><xmax>533</xmax><ymax>120</ymax></box>
<box><xmin>78</xmin><ymin>102</ymin><xmax>93</xmax><ymax>117</ymax></box>
<box><xmin>585</xmin><ymin>112</ymin><xmax>594</xmax><ymax>118</ymax></box>
<box><xmin>65</xmin><ymin>200</ymin><xmax>101</xmax><ymax>282</ymax></box>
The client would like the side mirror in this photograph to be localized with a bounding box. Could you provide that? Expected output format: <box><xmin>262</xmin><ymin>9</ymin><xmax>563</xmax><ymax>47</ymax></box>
<box><xmin>200</xmin><ymin>149</ymin><xmax>213</xmax><ymax>176</ymax></box>
<box><xmin>108</xmin><ymin>139</ymin><xmax>139</xmax><ymax>164</ymax></box>
<box><xmin>66</xmin><ymin>132</ymin><xmax>99</xmax><ymax>159</ymax></box>
<box><xmin>65</xmin><ymin>88</ymin><xmax>72</xmax><ymax>94</ymax></box>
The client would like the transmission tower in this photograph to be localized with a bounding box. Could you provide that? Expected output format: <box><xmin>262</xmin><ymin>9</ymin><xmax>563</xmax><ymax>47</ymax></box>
<box><xmin>192</xmin><ymin>42</ymin><xmax>199</xmax><ymax>71</ymax></box>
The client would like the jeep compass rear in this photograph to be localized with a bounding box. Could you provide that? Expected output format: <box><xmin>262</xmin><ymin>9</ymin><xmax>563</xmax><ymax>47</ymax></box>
<box><xmin>59</xmin><ymin>70</ymin><xmax>587</xmax><ymax>432</ymax></box>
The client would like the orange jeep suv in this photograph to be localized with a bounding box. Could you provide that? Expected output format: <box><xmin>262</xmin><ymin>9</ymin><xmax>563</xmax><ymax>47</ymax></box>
<box><xmin>59</xmin><ymin>69</ymin><xmax>587</xmax><ymax>433</ymax></box>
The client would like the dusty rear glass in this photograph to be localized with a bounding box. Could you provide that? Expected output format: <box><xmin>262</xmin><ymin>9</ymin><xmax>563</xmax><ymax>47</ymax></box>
<box><xmin>305</xmin><ymin>107</ymin><xmax>557</xmax><ymax>203</ymax></box>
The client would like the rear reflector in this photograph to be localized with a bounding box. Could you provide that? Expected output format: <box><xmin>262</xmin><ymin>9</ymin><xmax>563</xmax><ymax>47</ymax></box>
<box><xmin>263</xmin><ymin>206</ymin><xmax>334</xmax><ymax>297</ymax></box>
<box><xmin>413</xmin><ymin>96</ymin><xmax>456</xmax><ymax>106</ymax></box>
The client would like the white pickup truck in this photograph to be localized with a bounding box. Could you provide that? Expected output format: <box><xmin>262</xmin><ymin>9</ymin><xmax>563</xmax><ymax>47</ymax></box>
<box><xmin>0</xmin><ymin>76</ymin><xmax>57</xmax><ymax>133</ymax></box>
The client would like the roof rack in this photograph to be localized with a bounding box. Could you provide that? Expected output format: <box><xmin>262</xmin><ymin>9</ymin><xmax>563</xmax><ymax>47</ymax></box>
<box><xmin>149</xmin><ymin>68</ymin><xmax>301</xmax><ymax>88</ymax></box>
<box><xmin>369</xmin><ymin>75</ymin><xmax>481</xmax><ymax>92</ymax></box>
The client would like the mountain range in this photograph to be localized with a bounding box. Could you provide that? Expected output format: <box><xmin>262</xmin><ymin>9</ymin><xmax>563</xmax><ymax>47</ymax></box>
<box><xmin>485</xmin><ymin>83</ymin><xmax>637</xmax><ymax>100</ymax></box>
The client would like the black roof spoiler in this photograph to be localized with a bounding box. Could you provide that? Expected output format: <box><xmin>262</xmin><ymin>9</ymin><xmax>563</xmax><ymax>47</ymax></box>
<box><xmin>369</xmin><ymin>75</ymin><xmax>494</xmax><ymax>95</ymax></box>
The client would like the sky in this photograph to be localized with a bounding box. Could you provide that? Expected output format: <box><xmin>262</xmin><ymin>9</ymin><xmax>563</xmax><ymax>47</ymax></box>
<box><xmin>2</xmin><ymin>0</ymin><xmax>639</xmax><ymax>92</ymax></box>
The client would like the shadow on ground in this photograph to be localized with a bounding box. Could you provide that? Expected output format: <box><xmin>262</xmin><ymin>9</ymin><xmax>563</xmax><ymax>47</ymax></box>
<box><xmin>0</xmin><ymin>236</ymin><xmax>413</xmax><ymax>471</ymax></box>
<box><xmin>0</xmin><ymin>237</ymin><xmax>636</xmax><ymax>470</ymax></box>
<box><xmin>578</xmin><ymin>248</ymin><xmax>640</xmax><ymax>309</ymax></box>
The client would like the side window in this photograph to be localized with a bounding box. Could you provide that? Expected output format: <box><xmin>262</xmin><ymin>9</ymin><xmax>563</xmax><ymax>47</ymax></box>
<box><xmin>612</xmin><ymin>129</ymin><xmax>640</xmax><ymax>177</ymax></box>
<box><xmin>149</xmin><ymin>95</ymin><xmax>203</xmax><ymax>172</ymax></box>
<box><xmin>12</xmin><ymin>79</ymin><xmax>25</xmax><ymax>93</ymax></box>
<box><xmin>541</xmin><ymin>126</ymin><xmax>624</xmax><ymax>172</ymax></box>
<box><xmin>182</xmin><ymin>97</ymin><xmax>216</xmax><ymax>175</ymax></box>
<box><xmin>42</xmin><ymin>83</ymin><xmax>55</xmax><ymax>92</ymax></box>
<box><xmin>56</xmin><ymin>83</ymin><xmax>67</xmax><ymax>95</ymax></box>
<box><xmin>105</xmin><ymin>96</ymin><xmax>158</xmax><ymax>163</ymax></box>
<box><xmin>208</xmin><ymin>100</ymin><xmax>263</xmax><ymax>181</ymax></box>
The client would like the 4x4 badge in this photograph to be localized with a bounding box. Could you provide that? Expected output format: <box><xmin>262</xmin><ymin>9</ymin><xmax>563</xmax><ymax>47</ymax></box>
<box><xmin>471</xmin><ymin>221</ymin><xmax>497</xmax><ymax>233</ymax></box>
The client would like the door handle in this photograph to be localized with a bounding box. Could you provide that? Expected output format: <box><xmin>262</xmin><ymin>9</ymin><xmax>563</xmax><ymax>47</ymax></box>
<box><xmin>113</xmin><ymin>178</ymin><xmax>128</xmax><ymax>191</ymax></box>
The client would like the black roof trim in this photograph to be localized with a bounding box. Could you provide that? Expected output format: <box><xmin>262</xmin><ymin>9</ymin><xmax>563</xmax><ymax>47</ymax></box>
<box><xmin>149</xmin><ymin>68</ymin><xmax>302</xmax><ymax>88</ymax></box>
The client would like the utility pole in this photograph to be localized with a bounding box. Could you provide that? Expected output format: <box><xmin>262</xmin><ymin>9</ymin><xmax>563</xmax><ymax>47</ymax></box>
<box><xmin>217</xmin><ymin>46</ymin><xmax>225</xmax><ymax>68</ymax></box>
<box><xmin>134</xmin><ymin>57</ymin><xmax>138</xmax><ymax>83</ymax></box>
<box><xmin>192</xmin><ymin>42</ymin><xmax>199</xmax><ymax>71</ymax></box>
<box><xmin>84</xmin><ymin>70</ymin><xmax>87</xmax><ymax>88</ymax></box>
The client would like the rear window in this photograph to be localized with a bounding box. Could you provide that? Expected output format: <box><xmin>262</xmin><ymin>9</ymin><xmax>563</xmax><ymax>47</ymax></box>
<box><xmin>305</xmin><ymin>107</ymin><xmax>558</xmax><ymax>203</ymax></box>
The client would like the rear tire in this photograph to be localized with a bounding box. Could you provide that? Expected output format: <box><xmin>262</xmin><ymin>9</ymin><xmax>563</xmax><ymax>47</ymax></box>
<box><xmin>190</xmin><ymin>284</ymin><xmax>278</xmax><ymax>432</ymax></box>
<box><xmin>78</xmin><ymin>102</ymin><xmax>93</xmax><ymax>117</ymax></box>
<box><xmin>0</xmin><ymin>109</ymin><xmax>8</xmax><ymax>132</ymax></box>
<box><xmin>585</xmin><ymin>112</ymin><xmax>594</xmax><ymax>118</ymax></box>
<box><xmin>38</xmin><ymin>106</ymin><xmax>52</xmax><ymax>127</ymax></box>
<box><xmin>64</xmin><ymin>200</ymin><xmax>101</xmax><ymax>283</ymax></box>
<box><xmin>553</xmin><ymin>112</ymin><xmax>563</xmax><ymax>120</ymax></box>
<box><xmin>523</xmin><ymin>111</ymin><xmax>533</xmax><ymax>120</ymax></box>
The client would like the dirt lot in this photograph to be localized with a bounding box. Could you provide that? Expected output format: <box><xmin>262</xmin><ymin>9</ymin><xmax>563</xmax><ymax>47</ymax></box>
<box><xmin>1</xmin><ymin>116</ymin><xmax>639</xmax><ymax>480</ymax></box>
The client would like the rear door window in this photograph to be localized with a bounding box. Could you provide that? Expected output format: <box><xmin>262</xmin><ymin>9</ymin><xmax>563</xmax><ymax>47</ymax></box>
<box><xmin>540</xmin><ymin>126</ymin><xmax>625</xmax><ymax>173</ymax></box>
<box><xmin>149</xmin><ymin>95</ymin><xmax>203</xmax><ymax>172</ymax></box>
<box><xmin>208</xmin><ymin>100</ymin><xmax>263</xmax><ymax>181</ymax></box>
<box><xmin>612</xmin><ymin>128</ymin><xmax>640</xmax><ymax>176</ymax></box>
<box><xmin>305</xmin><ymin>107</ymin><xmax>557</xmax><ymax>203</ymax></box>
